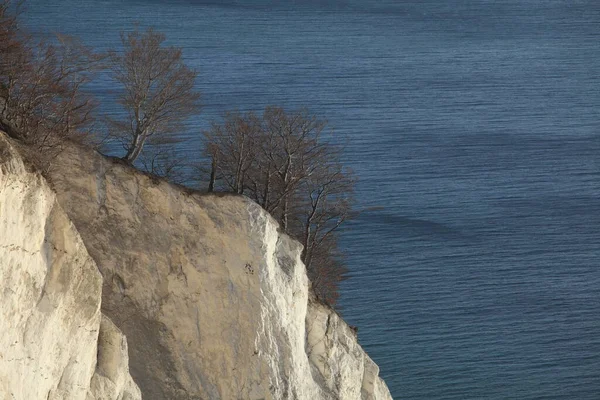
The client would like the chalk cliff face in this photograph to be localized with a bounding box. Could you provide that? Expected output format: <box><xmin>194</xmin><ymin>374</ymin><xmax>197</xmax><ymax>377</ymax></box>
<box><xmin>0</xmin><ymin>135</ymin><xmax>140</xmax><ymax>400</ymax></box>
<box><xmin>1</xmin><ymin>131</ymin><xmax>392</xmax><ymax>400</ymax></box>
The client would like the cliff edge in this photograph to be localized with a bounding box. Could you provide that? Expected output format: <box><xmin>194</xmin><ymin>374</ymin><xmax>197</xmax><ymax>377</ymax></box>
<box><xmin>1</xmin><ymin>132</ymin><xmax>392</xmax><ymax>399</ymax></box>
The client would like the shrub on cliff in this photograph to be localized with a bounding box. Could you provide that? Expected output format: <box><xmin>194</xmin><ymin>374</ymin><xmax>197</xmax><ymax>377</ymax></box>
<box><xmin>202</xmin><ymin>107</ymin><xmax>355</xmax><ymax>305</ymax></box>
<box><xmin>0</xmin><ymin>0</ymin><xmax>103</xmax><ymax>170</ymax></box>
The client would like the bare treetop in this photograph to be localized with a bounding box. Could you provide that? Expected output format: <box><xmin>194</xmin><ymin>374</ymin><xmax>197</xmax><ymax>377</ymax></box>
<box><xmin>110</xmin><ymin>28</ymin><xmax>201</xmax><ymax>164</ymax></box>
<box><xmin>1</xmin><ymin>0</ymin><xmax>103</xmax><ymax>169</ymax></box>
<box><xmin>202</xmin><ymin>106</ymin><xmax>355</xmax><ymax>305</ymax></box>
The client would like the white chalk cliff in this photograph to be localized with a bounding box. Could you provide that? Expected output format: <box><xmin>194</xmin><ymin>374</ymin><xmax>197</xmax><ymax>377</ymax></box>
<box><xmin>0</xmin><ymin>132</ymin><xmax>392</xmax><ymax>400</ymax></box>
<box><xmin>0</xmin><ymin>135</ymin><xmax>140</xmax><ymax>400</ymax></box>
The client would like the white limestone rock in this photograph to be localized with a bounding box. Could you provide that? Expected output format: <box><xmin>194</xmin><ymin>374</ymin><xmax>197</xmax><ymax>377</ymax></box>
<box><xmin>0</xmin><ymin>134</ymin><xmax>140</xmax><ymax>400</ymax></box>
<box><xmin>45</xmin><ymin>142</ymin><xmax>393</xmax><ymax>399</ymax></box>
<box><xmin>87</xmin><ymin>316</ymin><xmax>142</xmax><ymax>400</ymax></box>
<box><xmin>307</xmin><ymin>300</ymin><xmax>393</xmax><ymax>400</ymax></box>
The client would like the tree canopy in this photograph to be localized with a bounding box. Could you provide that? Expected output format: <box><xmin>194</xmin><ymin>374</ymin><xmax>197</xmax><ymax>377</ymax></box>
<box><xmin>0</xmin><ymin>0</ymin><xmax>101</xmax><ymax>168</ymax></box>
<box><xmin>109</xmin><ymin>28</ymin><xmax>201</xmax><ymax>164</ymax></box>
<box><xmin>203</xmin><ymin>107</ymin><xmax>355</xmax><ymax>304</ymax></box>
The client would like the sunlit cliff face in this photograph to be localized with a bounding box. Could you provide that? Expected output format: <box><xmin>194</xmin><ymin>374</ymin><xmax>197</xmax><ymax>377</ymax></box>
<box><xmin>0</xmin><ymin>134</ymin><xmax>140</xmax><ymax>400</ymax></box>
<box><xmin>0</xmin><ymin>132</ymin><xmax>392</xmax><ymax>399</ymax></box>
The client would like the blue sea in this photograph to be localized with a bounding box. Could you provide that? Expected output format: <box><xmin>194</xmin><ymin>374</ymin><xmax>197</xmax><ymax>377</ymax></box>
<box><xmin>23</xmin><ymin>1</ymin><xmax>600</xmax><ymax>398</ymax></box>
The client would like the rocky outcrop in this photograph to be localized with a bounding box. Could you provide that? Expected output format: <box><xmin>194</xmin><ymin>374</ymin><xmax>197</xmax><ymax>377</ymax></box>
<box><xmin>88</xmin><ymin>316</ymin><xmax>141</xmax><ymax>400</ymax></box>
<box><xmin>0</xmin><ymin>135</ymin><xmax>141</xmax><ymax>400</ymax></box>
<box><xmin>307</xmin><ymin>300</ymin><xmax>392</xmax><ymax>399</ymax></box>
<box><xmin>1</xmin><ymin>130</ymin><xmax>391</xmax><ymax>399</ymax></box>
<box><xmin>43</xmin><ymin>142</ymin><xmax>392</xmax><ymax>400</ymax></box>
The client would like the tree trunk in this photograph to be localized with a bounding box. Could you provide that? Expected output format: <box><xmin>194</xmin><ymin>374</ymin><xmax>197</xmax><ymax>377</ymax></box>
<box><xmin>208</xmin><ymin>154</ymin><xmax>217</xmax><ymax>192</ymax></box>
<box><xmin>124</xmin><ymin>131</ymin><xmax>147</xmax><ymax>163</ymax></box>
<box><xmin>301</xmin><ymin>225</ymin><xmax>310</xmax><ymax>264</ymax></box>
<box><xmin>281</xmin><ymin>196</ymin><xmax>289</xmax><ymax>231</ymax></box>
<box><xmin>280</xmin><ymin>155</ymin><xmax>292</xmax><ymax>231</ymax></box>
<box><xmin>262</xmin><ymin>168</ymin><xmax>271</xmax><ymax>209</ymax></box>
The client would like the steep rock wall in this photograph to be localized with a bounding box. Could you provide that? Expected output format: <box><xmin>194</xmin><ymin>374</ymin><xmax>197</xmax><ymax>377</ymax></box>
<box><xmin>0</xmin><ymin>135</ymin><xmax>140</xmax><ymax>400</ymax></box>
<box><xmin>44</xmin><ymin>142</ymin><xmax>393</xmax><ymax>400</ymax></box>
<box><xmin>307</xmin><ymin>300</ymin><xmax>392</xmax><ymax>399</ymax></box>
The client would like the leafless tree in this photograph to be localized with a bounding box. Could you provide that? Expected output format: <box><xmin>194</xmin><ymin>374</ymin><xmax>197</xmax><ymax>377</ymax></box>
<box><xmin>203</xmin><ymin>111</ymin><xmax>262</xmax><ymax>194</ymax></box>
<box><xmin>257</xmin><ymin>107</ymin><xmax>328</xmax><ymax>230</ymax></box>
<box><xmin>304</xmin><ymin>236</ymin><xmax>348</xmax><ymax>305</ymax></box>
<box><xmin>138</xmin><ymin>141</ymin><xmax>187</xmax><ymax>183</ymax></box>
<box><xmin>0</xmin><ymin>0</ymin><xmax>101</xmax><ymax>168</ymax></box>
<box><xmin>202</xmin><ymin>106</ymin><xmax>355</xmax><ymax>305</ymax></box>
<box><xmin>0</xmin><ymin>1</ymin><xmax>20</xmax><ymax>63</ymax></box>
<box><xmin>292</xmin><ymin>157</ymin><xmax>354</xmax><ymax>304</ymax></box>
<box><xmin>109</xmin><ymin>28</ymin><xmax>201</xmax><ymax>164</ymax></box>
<box><xmin>296</xmin><ymin>159</ymin><xmax>354</xmax><ymax>269</ymax></box>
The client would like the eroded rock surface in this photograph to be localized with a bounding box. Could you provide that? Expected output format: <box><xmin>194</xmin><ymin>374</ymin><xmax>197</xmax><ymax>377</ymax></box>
<box><xmin>307</xmin><ymin>300</ymin><xmax>393</xmax><ymax>399</ymax></box>
<box><xmin>0</xmin><ymin>135</ymin><xmax>140</xmax><ymax>400</ymax></box>
<box><xmin>44</xmin><ymin>142</ymin><xmax>393</xmax><ymax>400</ymax></box>
<box><xmin>88</xmin><ymin>315</ymin><xmax>141</xmax><ymax>400</ymax></box>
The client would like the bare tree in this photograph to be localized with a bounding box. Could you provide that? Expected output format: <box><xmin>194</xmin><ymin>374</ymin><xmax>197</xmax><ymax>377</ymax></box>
<box><xmin>202</xmin><ymin>111</ymin><xmax>262</xmax><ymax>194</ymax></box>
<box><xmin>138</xmin><ymin>142</ymin><xmax>187</xmax><ymax>183</ymax></box>
<box><xmin>258</xmin><ymin>107</ymin><xmax>328</xmax><ymax>230</ymax></box>
<box><xmin>109</xmin><ymin>28</ymin><xmax>201</xmax><ymax>164</ymax></box>
<box><xmin>293</xmin><ymin>158</ymin><xmax>354</xmax><ymax>305</ymax></box>
<box><xmin>0</xmin><ymin>1</ymin><xmax>102</xmax><ymax>168</ymax></box>
<box><xmin>202</xmin><ymin>106</ymin><xmax>355</xmax><ymax>305</ymax></box>
<box><xmin>0</xmin><ymin>0</ymin><xmax>22</xmax><ymax>135</ymax></box>
<box><xmin>0</xmin><ymin>1</ymin><xmax>20</xmax><ymax>70</ymax></box>
<box><xmin>296</xmin><ymin>160</ymin><xmax>354</xmax><ymax>270</ymax></box>
<box><xmin>304</xmin><ymin>236</ymin><xmax>348</xmax><ymax>305</ymax></box>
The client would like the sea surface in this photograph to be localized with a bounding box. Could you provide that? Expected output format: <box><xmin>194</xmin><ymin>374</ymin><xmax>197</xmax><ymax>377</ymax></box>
<box><xmin>23</xmin><ymin>1</ymin><xmax>600</xmax><ymax>398</ymax></box>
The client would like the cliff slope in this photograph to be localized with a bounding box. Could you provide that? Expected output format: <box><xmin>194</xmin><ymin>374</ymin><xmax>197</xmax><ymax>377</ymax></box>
<box><xmin>2</xmin><ymin>130</ymin><xmax>392</xmax><ymax>399</ymax></box>
<box><xmin>47</xmin><ymin>142</ymin><xmax>391</xmax><ymax>400</ymax></box>
<box><xmin>45</xmin><ymin>142</ymin><xmax>392</xmax><ymax>400</ymax></box>
<box><xmin>0</xmin><ymin>134</ymin><xmax>141</xmax><ymax>400</ymax></box>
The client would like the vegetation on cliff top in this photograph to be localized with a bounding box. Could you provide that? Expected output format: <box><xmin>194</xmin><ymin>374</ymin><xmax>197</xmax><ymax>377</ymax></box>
<box><xmin>0</xmin><ymin>0</ymin><xmax>354</xmax><ymax>305</ymax></box>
